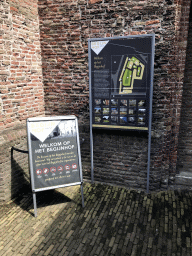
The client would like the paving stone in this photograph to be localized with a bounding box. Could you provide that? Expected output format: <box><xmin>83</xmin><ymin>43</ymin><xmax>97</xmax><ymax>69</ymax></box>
<box><xmin>1</xmin><ymin>183</ymin><xmax>192</xmax><ymax>256</ymax></box>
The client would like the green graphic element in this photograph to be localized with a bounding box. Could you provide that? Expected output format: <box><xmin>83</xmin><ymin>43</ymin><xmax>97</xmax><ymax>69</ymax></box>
<box><xmin>119</xmin><ymin>57</ymin><xmax>145</xmax><ymax>94</ymax></box>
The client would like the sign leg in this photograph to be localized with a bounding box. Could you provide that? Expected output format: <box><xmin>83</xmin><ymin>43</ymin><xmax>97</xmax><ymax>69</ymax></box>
<box><xmin>90</xmin><ymin>128</ymin><xmax>94</xmax><ymax>183</ymax></box>
<box><xmin>147</xmin><ymin>133</ymin><xmax>151</xmax><ymax>193</ymax></box>
<box><xmin>80</xmin><ymin>184</ymin><xmax>85</xmax><ymax>208</ymax></box>
<box><xmin>33</xmin><ymin>192</ymin><xmax>37</xmax><ymax>217</ymax></box>
<box><xmin>147</xmin><ymin>34</ymin><xmax>155</xmax><ymax>193</ymax></box>
<box><xmin>88</xmin><ymin>39</ymin><xmax>94</xmax><ymax>183</ymax></box>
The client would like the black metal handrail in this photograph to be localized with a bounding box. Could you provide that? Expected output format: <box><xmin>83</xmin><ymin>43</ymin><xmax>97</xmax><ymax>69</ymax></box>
<box><xmin>11</xmin><ymin>146</ymin><xmax>29</xmax><ymax>154</ymax></box>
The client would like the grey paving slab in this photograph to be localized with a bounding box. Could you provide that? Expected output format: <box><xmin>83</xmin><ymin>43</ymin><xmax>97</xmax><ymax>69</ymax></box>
<box><xmin>0</xmin><ymin>183</ymin><xmax>192</xmax><ymax>255</ymax></box>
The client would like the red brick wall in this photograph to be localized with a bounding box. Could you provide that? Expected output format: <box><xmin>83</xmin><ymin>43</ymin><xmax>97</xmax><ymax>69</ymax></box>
<box><xmin>176</xmin><ymin>3</ymin><xmax>192</xmax><ymax>174</ymax></box>
<box><xmin>38</xmin><ymin>0</ymin><xmax>191</xmax><ymax>190</ymax></box>
<box><xmin>0</xmin><ymin>0</ymin><xmax>44</xmax><ymax>129</ymax></box>
<box><xmin>0</xmin><ymin>0</ymin><xmax>44</xmax><ymax>201</ymax></box>
<box><xmin>0</xmin><ymin>0</ymin><xmax>191</xmax><ymax>201</ymax></box>
<box><xmin>159</xmin><ymin>0</ymin><xmax>191</xmax><ymax>182</ymax></box>
<box><xmin>38</xmin><ymin>0</ymin><xmax>89</xmax><ymax>119</ymax></box>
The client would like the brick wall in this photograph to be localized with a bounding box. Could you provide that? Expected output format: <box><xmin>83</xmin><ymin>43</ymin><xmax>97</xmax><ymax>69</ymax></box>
<box><xmin>161</xmin><ymin>0</ymin><xmax>191</xmax><ymax>187</ymax></box>
<box><xmin>38</xmin><ymin>0</ymin><xmax>89</xmax><ymax>118</ymax></box>
<box><xmin>176</xmin><ymin>4</ymin><xmax>192</xmax><ymax>174</ymax></box>
<box><xmin>0</xmin><ymin>0</ymin><xmax>191</xmax><ymax>201</ymax></box>
<box><xmin>0</xmin><ymin>0</ymin><xmax>44</xmax><ymax>201</ymax></box>
<box><xmin>0</xmin><ymin>0</ymin><xmax>44</xmax><ymax>129</ymax></box>
<box><xmin>38</xmin><ymin>0</ymin><xmax>191</xmax><ymax>190</ymax></box>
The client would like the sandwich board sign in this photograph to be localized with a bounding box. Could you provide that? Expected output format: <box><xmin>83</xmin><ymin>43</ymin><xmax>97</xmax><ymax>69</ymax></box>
<box><xmin>27</xmin><ymin>116</ymin><xmax>84</xmax><ymax>217</ymax></box>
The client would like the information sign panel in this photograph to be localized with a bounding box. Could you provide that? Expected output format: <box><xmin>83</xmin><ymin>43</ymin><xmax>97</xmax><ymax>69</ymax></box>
<box><xmin>27</xmin><ymin>116</ymin><xmax>83</xmax><ymax>192</ymax></box>
<box><xmin>88</xmin><ymin>34</ymin><xmax>155</xmax><ymax>131</ymax></box>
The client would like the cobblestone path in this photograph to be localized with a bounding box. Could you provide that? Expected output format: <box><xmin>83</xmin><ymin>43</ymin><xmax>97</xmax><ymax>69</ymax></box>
<box><xmin>0</xmin><ymin>183</ymin><xmax>192</xmax><ymax>256</ymax></box>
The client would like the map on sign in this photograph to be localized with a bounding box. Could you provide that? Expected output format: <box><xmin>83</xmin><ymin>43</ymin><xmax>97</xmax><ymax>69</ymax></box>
<box><xmin>111</xmin><ymin>54</ymin><xmax>147</xmax><ymax>96</ymax></box>
<box><xmin>119</xmin><ymin>56</ymin><xmax>145</xmax><ymax>94</ymax></box>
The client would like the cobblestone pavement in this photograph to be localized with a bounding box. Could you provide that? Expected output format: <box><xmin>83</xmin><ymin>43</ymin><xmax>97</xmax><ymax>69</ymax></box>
<box><xmin>0</xmin><ymin>182</ymin><xmax>192</xmax><ymax>256</ymax></box>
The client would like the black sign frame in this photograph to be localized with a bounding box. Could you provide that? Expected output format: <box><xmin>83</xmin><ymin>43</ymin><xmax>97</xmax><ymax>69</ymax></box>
<box><xmin>27</xmin><ymin>115</ymin><xmax>84</xmax><ymax>216</ymax></box>
<box><xmin>88</xmin><ymin>34</ymin><xmax>155</xmax><ymax>131</ymax></box>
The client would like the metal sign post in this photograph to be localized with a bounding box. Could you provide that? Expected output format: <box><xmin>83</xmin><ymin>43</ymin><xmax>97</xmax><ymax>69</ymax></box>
<box><xmin>27</xmin><ymin>116</ymin><xmax>84</xmax><ymax>217</ymax></box>
<box><xmin>32</xmin><ymin>192</ymin><xmax>37</xmax><ymax>218</ymax></box>
<box><xmin>147</xmin><ymin>34</ymin><xmax>155</xmax><ymax>193</ymax></box>
<box><xmin>88</xmin><ymin>34</ymin><xmax>155</xmax><ymax>191</ymax></box>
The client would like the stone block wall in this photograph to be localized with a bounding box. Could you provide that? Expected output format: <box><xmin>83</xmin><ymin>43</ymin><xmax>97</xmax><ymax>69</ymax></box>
<box><xmin>0</xmin><ymin>0</ymin><xmax>44</xmax><ymax>201</ymax></box>
<box><xmin>38</xmin><ymin>0</ymin><xmax>191</xmax><ymax>190</ymax></box>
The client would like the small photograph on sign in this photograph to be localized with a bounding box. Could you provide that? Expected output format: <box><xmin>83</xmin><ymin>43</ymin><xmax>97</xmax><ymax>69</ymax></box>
<box><xmin>120</xmin><ymin>116</ymin><xmax>127</xmax><ymax>124</ymax></box>
<box><xmin>30</xmin><ymin>120</ymin><xmax>77</xmax><ymax>142</ymax></box>
<box><xmin>111</xmin><ymin>116</ymin><xmax>118</xmax><ymax>123</ymax></box>
<box><xmin>138</xmin><ymin>100</ymin><xmax>146</xmax><ymax>107</ymax></box>
<box><xmin>95</xmin><ymin>107</ymin><xmax>101</xmax><ymax>114</ymax></box>
<box><xmin>58</xmin><ymin>121</ymin><xmax>77</xmax><ymax>137</ymax></box>
<box><xmin>111</xmin><ymin>99</ymin><xmax>118</xmax><ymax>106</ymax></box>
<box><xmin>138</xmin><ymin>116</ymin><xmax>145</xmax><ymax>125</ymax></box>
<box><xmin>120</xmin><ymin>100</ymin><xmax>127</xmax><ymax>107</ymax></box>
<box><xmin>128</xmin><ymin>116</ymin><xmax>135</xmax><ymax>124</ymax></box>
<box><xmin>138</xmin><ymin>108</ymin><xmax>146</xmax><ymax>116</ymax></box>
<box><xmin>103</xmin><ymin>108</ymin><xmax>109</xmax><ymax>115</ymax></box>
<box><xmin>95</xmin><ymin>116</ymin><xmax>101</xmax><ymax>123</ymax></box>
<box><xmin>95</xmin><ymin>99</ymin><xmax>101</xmax><ymax>105</ymax></box>
<box><xmin>129</xmin><ymin>108</ymin><xmax>136</xmax><ymax>115</ymax></box>
<box><xmin>129</xmin><ymin>100</ymin><xmax>136</xmax><ymax>107</ymax></box>
<box><xmin>103</xmin><ymin>99</ymin><xmax>109</xmax><ymax>106</ymax></box>
<box><xmin>120</xmin><ymin>107</ymin><xmax>127</xmax><ymax>115</ymax></box>
<box><xmin>103</xmin><ymin>116</ymin><xmax>110</xmax><ymax>123</ymax></box>
<box><xmin>111</xmin><ymin>108</ymin><xmax>118</xmax><ymax>115</ymax></box>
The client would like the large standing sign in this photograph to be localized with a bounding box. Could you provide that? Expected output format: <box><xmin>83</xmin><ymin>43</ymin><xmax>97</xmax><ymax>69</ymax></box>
<box><xmin>88</xmin><ymin>34</ymin><xmax>155</xmax><ymax>131</ymax></box>
<box><xmin>27</xmin><ymin>116</ymin><xmax>84</xmax><ymax>216</ymax></box>
<box><xmin>88</xmin><ymin>35</ymin><xmax>155</xmax><ymax>193</ymax></box>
